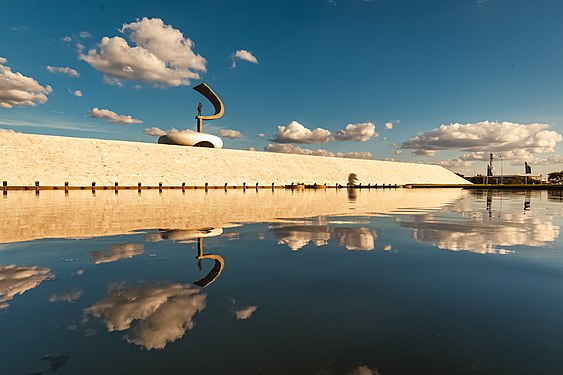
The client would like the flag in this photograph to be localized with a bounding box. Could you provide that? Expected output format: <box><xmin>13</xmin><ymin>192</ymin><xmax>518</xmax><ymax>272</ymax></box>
<box><xmin>525</xmin><ymin>162</ymin><xmax>531</xmax><ymax>175</ymax></box>
<box><xmin>487</xmin><ymin>165</ymin><xmax>493</xmax><ymax>177</ymax></box>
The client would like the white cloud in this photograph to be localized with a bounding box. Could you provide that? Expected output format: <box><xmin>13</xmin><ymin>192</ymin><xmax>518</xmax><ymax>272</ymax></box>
<box><xmin>266</xmin><ymin>143</ymin><xmax>372</xmax><ymax>159</ymax></box>
<box><xmin>79</xmin><ymin>31</ymin><xmax>92</xmax><ymax>38</ymax></box>
<box><xmin>235</xmin><ymin>305</ymin><xmax>258</xmax><ymax>320</ymax></box>
<box><xmin>534</xmin><ymin>154</ymin><xmax>563</xmax><ymax>165</ymax></box>
<box><xmin>0</xmin><ymin>58</ymin><xmax>53</xmax><ymax>108</ymax></box>
<box><xmin>85</xmin><ymin>283</ymin><xmax>206</xmax><ymax>350</ymax></box>
<box><xmin>333</xmin><ymin>122</ymin><xmax>378</xmax><ymax>142</ymax></box>
<box><xmin>46</xmin><ymin>65</ymin><xmax>79</xmax><ymax>77</ymax></box>
<box><xmin>89</xmin><ymin>107</ymin><xmax>143</xmax><ymax>124</ymax></box>
<box><xmin>385</xmin><ymin>119</ymin><xmax>400</xmax><ymax>130</ymax></box>
<box><xmin>144</xmin><ymin>126</ymin><xmax>167</xmax><ymax>136</ymax></box>
<box><xmin>437</xmin><ymin>159</ymin><xmax>475</xmax><ymax>169</ymax></box>
<box><xmin>0</xmin><ymin>265</ymin><xmax>54</xmax><ymax>309</ymax></box>
<box><xmin>401</xmin><ymin>121</ymin><xmax>562</xmax><ymax>161</ymax></box>
<box><xmin>272</xmin><ymin>121</ymin><xmax>331</xmax><ymax>144</ymax></box>
<box><xmin>72</xmin><ymin>89</ymin><xmax>83</xmax><ymax>97</ymax></box>
<box><xmin>80</xmin><ymin>17</ymin><xmax>206</xmax><ymax>87</ymax></box>
<box><xmin>62</xmin><ymin>36</ymin><xmax>72</xmax><ymax>42</ymax></box>
<box><xmin>231</xmin><ymin>49</ymin><xmax>259</xmax><ymax>68</ymax></box>
<box><xmin>257</xmin><ymin>133</ymin><xmax>266</xmax><ymax>138</ymax></box>
<box><xmin>89</xmin><ymin>244</ymin><xmax>144</xmax><ymax>264</ymax></box>
<box><xmin>219</xmin><ymin>129</ymin><xmax>242</xmax><ymax>139</ymax></box>
<box><xmin>75</xmin><ymin>42</ymin><xmax>85</xmax><ymax>53</ymax></box>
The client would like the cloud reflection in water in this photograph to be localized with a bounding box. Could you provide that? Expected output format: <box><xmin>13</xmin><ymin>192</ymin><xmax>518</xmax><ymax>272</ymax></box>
<box><xmin>0</xmin><ymin>265</ymin><xmax>54</xmax><ymax>309</ymax></box>
<box><xmin>89</xmin><ymin>243</ymin><xmax>144</xmax><ymax>264</ymax></box>
<box><xmin>399</xmin><ymin>192</ymin><xmax>562</xmax><ymax>254</ymax></box>
<box><xmin>85</xmin><ymin>283</ymin><xmax>206</xmax><ymax>350</ymax></box>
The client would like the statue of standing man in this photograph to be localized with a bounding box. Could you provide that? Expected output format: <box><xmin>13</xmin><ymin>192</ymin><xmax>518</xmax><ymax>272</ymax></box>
<box><xmin>197</xmin><ymin>102</ymin><xmax>203</xmax><ymax>116</ymax></box>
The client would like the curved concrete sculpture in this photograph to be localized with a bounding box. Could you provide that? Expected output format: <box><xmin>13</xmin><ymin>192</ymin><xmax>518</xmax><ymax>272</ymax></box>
<box><xmin>158</xmin><ymin>130</ymin><xmax>223</xmax><ymax>148</ymax></box>
<box><xmin>158</xmin><ymin>82</ymin><xmax>225</xmax><ymax>148</ymax></box>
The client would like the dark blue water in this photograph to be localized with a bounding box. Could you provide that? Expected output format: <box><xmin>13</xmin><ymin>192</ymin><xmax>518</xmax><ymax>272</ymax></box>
<box><xmin>1</xmin><ymin>189</ymin><xmax>563</xmax><ymax>374</ymax></box>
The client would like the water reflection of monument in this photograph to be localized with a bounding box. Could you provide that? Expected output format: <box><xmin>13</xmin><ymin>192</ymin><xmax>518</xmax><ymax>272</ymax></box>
<box><xmin>148</xmin><ymin>228</ymin><xmax>225</xmax><ymax>287</ymax></box>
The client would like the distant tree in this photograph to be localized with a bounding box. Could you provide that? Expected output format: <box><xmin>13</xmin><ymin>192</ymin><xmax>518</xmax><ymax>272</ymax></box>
<box><xmin>548</xmin><ymin>171</ymin><xmax>563</xmax><ymax>184</ymax></box>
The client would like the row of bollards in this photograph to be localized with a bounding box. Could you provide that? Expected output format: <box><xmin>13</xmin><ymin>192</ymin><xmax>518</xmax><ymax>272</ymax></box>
<box><xmin>1</xmin><ymin>180</ymin><xmax>401</xmax><ymax>194</ymax></box>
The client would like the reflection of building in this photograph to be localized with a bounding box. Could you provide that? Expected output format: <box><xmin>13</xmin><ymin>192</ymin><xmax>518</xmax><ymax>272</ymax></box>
<box><xmin>0</xmin><ymin>189</ymin><xmax>466</xmax><ymax>244</ymax></box>
<box><xmin>0</xmin><ymin>265</ymin><xmax>54</xmax><ymax>309</ymax></box>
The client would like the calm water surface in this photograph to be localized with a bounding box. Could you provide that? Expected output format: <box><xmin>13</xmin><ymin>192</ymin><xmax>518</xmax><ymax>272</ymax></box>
<box><xmin>1</xmin><ymin>189</ymin><xmax>563</xmax><ymax>375</ymax></box>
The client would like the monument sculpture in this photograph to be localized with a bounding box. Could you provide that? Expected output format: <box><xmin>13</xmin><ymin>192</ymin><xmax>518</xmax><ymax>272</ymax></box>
<box><xmin>157</xmin><ymin>83</ymin><xmax>224</xmax><ymax>148</ymax></box>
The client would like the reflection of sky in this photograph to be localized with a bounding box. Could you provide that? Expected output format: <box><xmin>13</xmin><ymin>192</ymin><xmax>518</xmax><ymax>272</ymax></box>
<box><xmin>399</xmin><ymin>192</ymin><xmax>562</xmax><ymax>254</ymax></box>
<box><xmin>271</xmin><ymin>220</ymin><xmax>378</xmax><ymax>251</ymax></box>
<box><xmin>0</xmin><ymin>264</ymin><xmax>53</xmax><ymax>309</ymax></box>
<box><xmin>85</xmin><ymin>283</ymin><xmax>206</xmax><ymax>350</ymax></box>
<box><xmin>89</xmin><ymin>244</ymin><xmax>144</xmax><ymax>264</ymax></box>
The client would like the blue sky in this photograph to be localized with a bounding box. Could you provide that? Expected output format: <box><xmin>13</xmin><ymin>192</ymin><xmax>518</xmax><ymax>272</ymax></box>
<box><xmin>1</xmin><ymin>0</ymin><xmax>563</xmax><ymax>176</ymax></box>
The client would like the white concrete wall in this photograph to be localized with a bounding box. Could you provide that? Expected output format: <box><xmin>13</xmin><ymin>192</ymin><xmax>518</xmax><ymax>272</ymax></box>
<box><xmin>0</xmin><ymin>132</ymin><xmax>469</xmax><ymax>186</ymax></box>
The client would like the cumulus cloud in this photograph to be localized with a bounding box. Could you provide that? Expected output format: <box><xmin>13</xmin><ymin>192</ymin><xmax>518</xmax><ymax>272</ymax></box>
<box><xmin>333</xmin><ymin>122</ymin><xmax>378</xmax><ymax>142</ymax></box>
<box><xmin>235</xmin><ymin>305</ymin><xmax>258</xmax><ymax>320</ymax></box>
<box><xmin>401</xmin><ymin>121</ymin><xmax>562</xmax><ymax>161</ymax></box>
<box><xmin>46</xmin><ymin>65</ymin><xmax>79</xmax><ymax>77</ymax></box>
<box><xmin>85</xmin><ymin>283</ymin><xmax>206</xmax><ymax>350</ymax></box>
<box><xmin>62</xmin><ymin>36</ymin><xmax>72</xmax><ymax>42</ymax></box>
<box><xmin>144</xmin><ymin>126</ymin><xmax>167</xmax><ymax>136</ymax></box>
<box><xmin>219</xmin><ymin>129</ymin><xmax>242</xmax><ymax>139</ymax></box>
<box><xmin>534</xmin><ymin>154</ymin><xmax>563</xmax><ymax>165</ymax></box>
<box><xmin>79</xmin><ymin>31</ymin><xmax>92</xmax><ymax>38</ymax></box>
<box><xmin>80</xmin><ymin>17</ymin><xmax>206</xmax><ymax>87</ymax></box>
<box><xmin>266</xmin><ymin>143</ymin><xmax>372</xmax><ymax>160</ymax></box>
<box><xmin>0</xmin><ymin>265</ymin><xmax>54</xmax><ymax>309</ymax></box>
<box><xmin>71</xmin><ymin>89</ymin><xmax>83</xmax><ymax>97</ymax></box>
<box><xmin>231</xmin><ymin>49</ymin><xmax>259</xmax><ymax>68</ymax></box>
<box><xmin>89</xmin><ymin>108</ymin><xmax>143</xmax><ymax>124</ymax></box>
<box><xmin>90</xmin><ymin>244</ymin><xmax>144</xmax><ymax>264</ymax></box>
<box><xmin>0</xmin><ymin>57</ymin><xmax>52</xmax><ymax>108</ymax></box>
<box><xmin>385</xmin><ymin>120</ymin><xmax>399</xmax><ymax>130</ymax></box>
<box><xmin>437</xmin><ymin>159</ymin><xmax>475</xmax><ymax>169</ymax></box>
<box><xmin>272</xmin><ymin>121</ymin><xmax>331</xmax><ymax>144</ymax></box>
<box><xmin>257</xmin><ymin>133</ymin><xmax>266</xmax><ymax>138</ymax></box>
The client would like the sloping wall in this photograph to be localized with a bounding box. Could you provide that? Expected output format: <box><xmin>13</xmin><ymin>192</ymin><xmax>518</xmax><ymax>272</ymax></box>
<box><xmin>0</xmin><ymin>132</ymin><xmax>469</xmax><ymax>186</ymax></box>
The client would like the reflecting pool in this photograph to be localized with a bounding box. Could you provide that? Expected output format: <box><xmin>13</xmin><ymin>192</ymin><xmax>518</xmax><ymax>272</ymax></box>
<box><xmin>1</xmin><ymin>189</ymin><xmax>563</xmax><ymax>374</ymax></box>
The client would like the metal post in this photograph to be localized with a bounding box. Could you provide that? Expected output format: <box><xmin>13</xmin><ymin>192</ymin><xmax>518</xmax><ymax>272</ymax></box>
<box><xmin>500</xmin><ymin>155</ymin><xmax>503</xmax><ymax>185</ymax></box>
